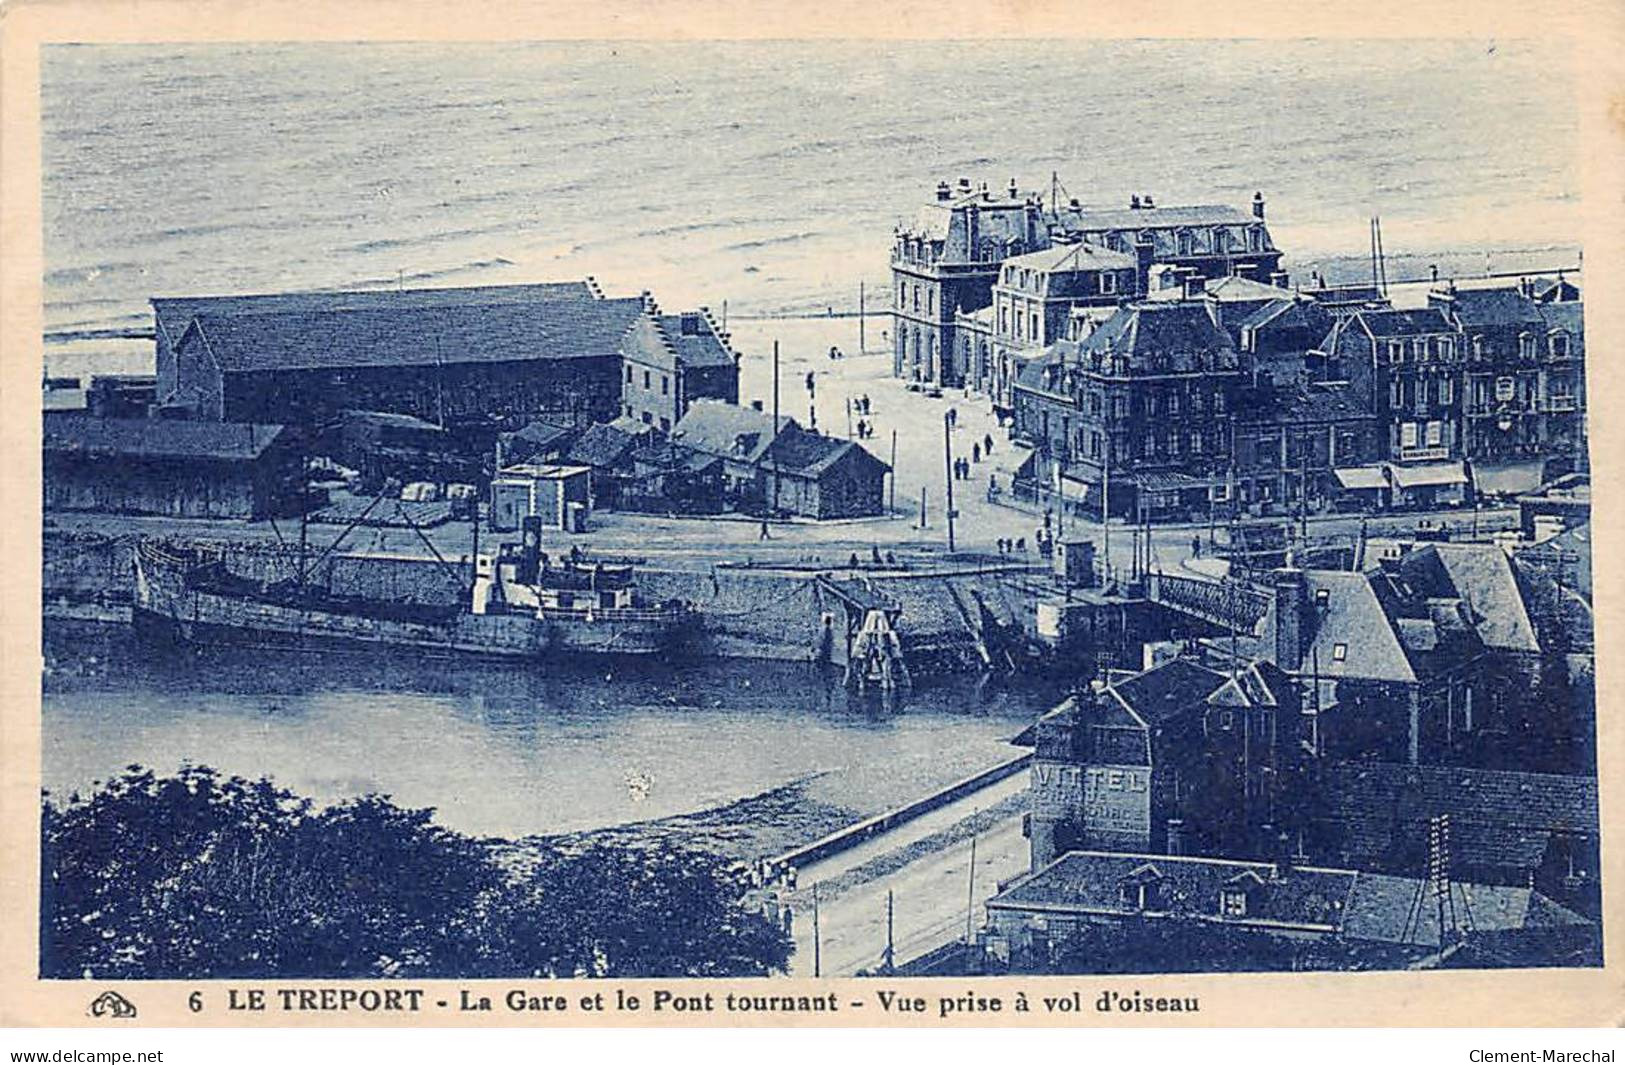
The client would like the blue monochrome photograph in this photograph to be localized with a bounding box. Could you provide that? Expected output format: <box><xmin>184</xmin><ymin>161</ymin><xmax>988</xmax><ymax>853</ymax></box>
<box><xmin>37</xmin><ymin>39</ymin><xmax>1598</xmax><ymax>984</ymax></box>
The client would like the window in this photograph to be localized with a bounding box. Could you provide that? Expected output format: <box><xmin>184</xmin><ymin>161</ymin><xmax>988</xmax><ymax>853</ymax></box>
<box><xmin>999</xmin><ymin>304</ymin><xmax>1008</xmax><ymax>333</ymax></box>
<box><xmin>1100</xmin><ymin>272</ymin><xmax>1118</xmax><ymax>295</ymax></box>
<box><xmin>1220</xmin><ymin>889</ymin><xmax>1248</xmax><ymax>918</ymax></box>
<box><xmin>1439</xmin><ymin>378</ymin><xmax>1453</xmax><ymax>404</ymax></box>
<box><xmin>1315</xmin><ymin>588</ymin><xmax>1331</xmax><ymax>608</ymax></box>
<box><xmin>1426</xmin><ymin>420</ymin><xmax>1442</xmax><ymax>447</ymax></box>
<box><xmin>1167</xmin><ymin>431</ymin><xmax>1181</xmax><ymax>455</ymax></box>
<box><xmin>899</xmin><ymin>283</ymin><xmax>906</xmax><ymax>306</ymax></box>
<box><xmin>641</xmin><ymin>411</ymin><xmax>652</xmax><ymax>425</ymax></box>
<box><xmin>661</xmin><ymin>375</ymin><xmax>669</xmax><ymax>396</ymax></box>
<box><xmin>1389</xmin><ymin>341</ymin><xmax>1405</xmax><ymax>364</ymax></box>
<box><xmin>1090</xmin><ymin>432</ymin><xmax>1102</xmax><ymax>459</ymax></box>
<box><xmin>1551</xmin><ymin>332</ymin><xmax>1570</xmax><ymax>358</ymax></box>
<box><xmin>1401</xmin><ymin>422</ymin><xmax>1419</xmax><ymax>448</ymax></box>
<box><xmin>1030</xmin><ymin>312</ymin><xmax>1039</xmax><ymax>341</ymax></box>
<box><xmin>659</xmin><ymin>416</ymin><xmax>670</xmax><ymax>432</ymax></box>
<box><xmin>912</xmin><ymin>285</ymin><xmax>920</xmax><ymax>312</ymax></box>
<box><xmin>643</xmin><ymin>370</ymin><xmax>651</xmax><ymax>389</ymax></box>
<box><xmin>1189</xmin><ymin>431</ymin><xmax>1204</xmax><ymax>454</ymax></box>
<box><xmin>1214</xmin><ymin>391</ymin><xmax>1227</xmax><ymax>414</ymax></box>
<box><xmin>1496</xmin><ymin>376</ymin><xmax>1516</xmax><ymax>402</ymax></box>
<box><xmin>928</xmin><ymin>289</ymin><xmax>935</xmax><ymax>314</ymax></box>
<box><xmin>1519</xmin><ymin>333</ymin><xmax>1537</xmax><ymax>360</ymax></box>
<box><xmin>626</xmin><ymin>364</ymin><xmax>634</xmax><ymax>383</ymax></box>
<box><xmin>1168</xmin><ymin>392</ymin><xmax>1181</xmax><ymax>416</ymax></box>
<box><xmin>1089</xmin><ymin>392</ymin><xmax>1102</xmax><ymax>416</ymax></box>
<box><xmin>1439</xmin><ymin>337</ymin><xmax>1454</xmax><ymax>359</ymax></box>
<box><xmin>1332</xmin><ymin>642</ymin><xmax>1348</xmax><ymax>662</ymax></box>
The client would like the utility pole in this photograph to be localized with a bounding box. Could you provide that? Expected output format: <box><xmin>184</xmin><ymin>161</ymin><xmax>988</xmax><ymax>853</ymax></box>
<box><xmin>919</xmin><ymin>486</ymin><xmax>927</xmax><ymax>529</ymax></box>
<box><xmin>943</xmin><ymin>410</ymin><xmax>957</xmax><ymax>552</ymax></box>
<box><xmin>883</xmin><ymin>890</ymin><xmax>895</xmax><ymax>974</ymax></box>
<box><xmin>812</xmin><ymin>882</ymin><xmax>822</xmax><ymax>978</ymax></box>
<box><xmin>1100</xmin><ymin>439</ymin><xmax>1111</xmax><ymax>586</ymax></box>
<box><xmin>772</xmin><ymin>340</ymin><xmax>781</xmax><ymax>517</ymax></box>
<box><xmin>890</xmin><ymin>429</ymin><xmax>898</xmax><ymax>513</ymax></box>
<box><xmin>859</xmin><ymin>281</ymin><xmax>866</xmax><ymax>353</ymax></box>
<box><xmin>964</xmin><ymin>835</ymin><xmax>978</xmax><ymax>946</ymax></box>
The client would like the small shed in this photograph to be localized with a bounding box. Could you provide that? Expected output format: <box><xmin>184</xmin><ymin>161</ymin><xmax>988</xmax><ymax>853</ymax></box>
<box><xmin>490</xmin><ymin>463</ymin><xmax>592</xmax><ymax>532</ymax></box>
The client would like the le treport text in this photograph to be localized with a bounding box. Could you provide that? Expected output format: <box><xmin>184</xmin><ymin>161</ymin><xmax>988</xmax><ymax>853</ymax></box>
<box><xmin>201</xmin><ymin>987</ymin><xmax>1197</xmax><ymax>1018</ymax></box>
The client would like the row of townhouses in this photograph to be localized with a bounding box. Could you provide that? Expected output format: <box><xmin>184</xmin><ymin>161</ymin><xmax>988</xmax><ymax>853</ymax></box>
<box><xmin>890</xmin><ymin>178</ymin><xmax>1585</xmax><ymax>523</ymax></box>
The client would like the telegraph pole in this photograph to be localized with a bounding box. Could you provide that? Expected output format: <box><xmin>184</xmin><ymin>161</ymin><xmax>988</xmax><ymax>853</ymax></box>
<box><xmin>772</xmin><ymin>340</ymin><xmax>781</xmax><ymax>516</ymax></box>
<box><xmin>943</xmin><ymin>410</ymin><xmax>957</xmax><ymax>552</ymax></box>
<box><xmin>859</xmin><ymin>281</ymin><xmax>867</xmax><ymax>353</ymax></box>
<box><xmin>812</xmin><ymin>882</ymin><xmax>822</xmax><ymax>978</ymax></box>
<box><xmin>883</xmin><ymin>890</ymin><xmax>895</xmax><ymax>974</ymax></box>
<box><xmin>890</xmin><ymin>429</ymin><xmax>898</xmax><ymax>513</ymax></box>
<box><xmin>964</xmin><ymin>835</ymin><xmax>978</xmax><ymax>945</ymax></box>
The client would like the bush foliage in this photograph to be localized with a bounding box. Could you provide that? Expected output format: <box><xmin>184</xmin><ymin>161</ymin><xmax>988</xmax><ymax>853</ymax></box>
<box><xmin>41</xmin><ymin>765</ymin><xmax>792</xmax><ymax>979</ymax></box>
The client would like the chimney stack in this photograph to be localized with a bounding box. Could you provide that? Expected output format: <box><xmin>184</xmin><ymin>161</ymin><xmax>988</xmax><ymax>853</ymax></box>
<box><xmin>1008</xmin><ymin>177</ymin><xmax>1019</xmax><ymax>200</ymax></box>
<box><xmin>1143</xmin><ymin>194</ymin><xmax>1155</xmax><ymax>208</ymax></box>
<box><xmin>1270</xmin><ymin>270</ymin><xmax>1290</xmax><ymax>289</ymax></box>
<box><xmin>1135</xmin><ymin>238</ymin><xmax>1156</xmax><ymax>297</ymax></box>
<box><xmin>936</xmin><ymin>180</ymin><xmax>952</xmax><ymax>202</ymax></box>
<box><xmin>1271</xmin><ymin>566</ymin><xmax>1308</xmax><ymax>672</ymax></box>
<box><xmin>1252</xmin><ymin>191</ymin><xmax>1266</xmax><ymax>220</ymax></box>
<box><xmin>1130</xmin><ymin>194</ymin><xmax>1142</xmax><ymax>210</ymax></box>
<box><xmin>1182</xmin><ymin>273</ymin><xmax>1207</xmax><ymax>300</ymax></box>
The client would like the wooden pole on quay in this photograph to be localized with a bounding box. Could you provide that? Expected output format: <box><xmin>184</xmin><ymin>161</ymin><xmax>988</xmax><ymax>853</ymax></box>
<box><xmin>943</xmin><ymin>410</ymin><xmax>957</xmax><ymax>552</ymax></box>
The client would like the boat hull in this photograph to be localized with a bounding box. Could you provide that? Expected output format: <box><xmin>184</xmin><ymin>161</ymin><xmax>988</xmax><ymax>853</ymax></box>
<box><xmin>133</xmin><ymin>544</ymin><xmax>693</xmax><ymax>659</ymax></box>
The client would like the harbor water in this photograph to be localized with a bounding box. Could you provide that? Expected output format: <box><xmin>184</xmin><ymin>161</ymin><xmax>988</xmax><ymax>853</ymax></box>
<box><xmin>41</xmin><ymin>620</ymin><xmax>1054</xmax><ymax>848</ymax></box>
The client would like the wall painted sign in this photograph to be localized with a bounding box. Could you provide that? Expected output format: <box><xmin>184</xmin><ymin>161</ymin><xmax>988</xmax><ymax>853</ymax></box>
<box><xmin>1032</xmin><ymin>761</ymin><xmax>1153</xmax><ymax>846</ymax></box>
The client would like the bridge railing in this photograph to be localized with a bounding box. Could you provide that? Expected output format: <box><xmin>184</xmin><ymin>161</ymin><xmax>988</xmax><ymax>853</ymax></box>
<box><xmin>1146</xmin><ymin>570</ymin><xmax>1270</xmax><ymax>633</ymax></box>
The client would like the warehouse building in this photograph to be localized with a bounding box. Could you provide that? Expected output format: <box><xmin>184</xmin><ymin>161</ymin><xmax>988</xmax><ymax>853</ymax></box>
<box><xmin>43</xmin><ymin>412</ymin><xmax>302</xmax><ymax>520</ymax></box>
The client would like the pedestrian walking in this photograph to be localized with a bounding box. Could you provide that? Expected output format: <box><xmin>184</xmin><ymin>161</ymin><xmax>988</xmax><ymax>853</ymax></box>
<box><xmin>805</xmin><ymin>371</ymin><xmax>816</xmax><ymax>394</ymax></box>
<box><xmin>1192</xmin><ymin>535</ymin><xmax>1202</xmax><ymax>558</ymax></box>
<box><xmin>759</xmin><ymin>518</ymin><xmax>771</xmax><ymax>541</ymax></box>
<box><xmin>972</xmin><ymin>443</ymin><xmax>981</xmax><ymax>463</ymax></box>
<box><xmin>1016</xmin><ymin>537</ymin><xmax>1026</xmax><ymax>552</ymax></box>
<box><xmin>985</xmin><ymin>433</ymin><xmax>994</xmax><ymax>455</ymax></box>
<box><xmin>1043</xmin><ymin>508</ymin><xmax>1053</xmax><ymax>532</ymax></box>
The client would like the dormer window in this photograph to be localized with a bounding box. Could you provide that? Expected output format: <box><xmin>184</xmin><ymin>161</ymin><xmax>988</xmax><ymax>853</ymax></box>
<box><xmin>1315</xmin><ymin>588</ymin><xmax>1330</xmax><ymax>608</ymax></box>
<box><xmin>1120</xmin><ymin>864</ymin><xmax>1165</xmax><ymax>911</ymax></box>
<box><xmin>1220</xmin><ymin>888</ymin><xmax>1248</xmax><ymax>917</ymax></box>
<box><xmin>1332</xmin><ymin>642</ymin><xmax>1348</xmax><ymax>662</ymax></box>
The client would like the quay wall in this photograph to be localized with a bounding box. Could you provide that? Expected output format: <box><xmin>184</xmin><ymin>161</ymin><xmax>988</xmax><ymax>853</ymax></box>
<box><xmin>41</xmin><ymin>531</ymin><xmax>820</xmax><ymax>661</ymax></box>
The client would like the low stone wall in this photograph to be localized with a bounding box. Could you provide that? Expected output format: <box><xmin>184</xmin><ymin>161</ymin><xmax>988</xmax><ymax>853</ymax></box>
<box><xmin>42</xmin><ymin>531</ymin><xmax>819</xmax><ymax>662</ymax></box>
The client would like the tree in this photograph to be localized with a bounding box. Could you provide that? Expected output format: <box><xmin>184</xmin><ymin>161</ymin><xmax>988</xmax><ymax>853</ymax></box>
<box><xmin>41</xmin><ymin>765</ymin><xmax>792</xmax><ymax>980</ymax></box>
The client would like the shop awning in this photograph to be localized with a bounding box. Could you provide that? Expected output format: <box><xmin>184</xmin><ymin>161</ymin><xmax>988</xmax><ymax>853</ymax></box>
<box><xmin>1056</xmin><ymin>475</ymin><xmax>1092</xmax><ymax>503</ymax></box>
<box><xmin>1131</xmin><ymin>470</ymin><xmax>1211</xmax><ymax>491</ymax></box>
<box><xmin>1334</xmin><ymin>465</ymin><xmax>1389</xmax><ymax>491</ymax></box>
<box><xmin>1389</xmin><ymin>461</ymin><xmax>1468</xmax><ymax>489</ymax></box>
<box><xmin>1471</xmin><ymin>459</ymin><xmax>1547</xmax><ymax>497</ymax></box>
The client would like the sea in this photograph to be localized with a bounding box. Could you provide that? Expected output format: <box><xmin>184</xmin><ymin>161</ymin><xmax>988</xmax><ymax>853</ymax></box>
<box><xmin>42</xmin><ymin>38</ymin><xmax>1581</xmax><ymax>376</ymax></box>
<box><xmin>38</xmin><ymin>39</ymin><xmax>1582</xmax><ymax>837</ymax></box>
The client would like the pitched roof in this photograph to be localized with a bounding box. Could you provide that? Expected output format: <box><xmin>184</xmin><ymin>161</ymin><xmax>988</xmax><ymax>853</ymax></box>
<box><xmin>564</xmin><ymin>422</ymin><xmax>639</xmax><ymax>469</ymax></box>
<box><xmin>660</xmin><ymin>313</ymin><xmax>737</xmax><ymax>369</ymax></box>
<box><xmin>1319</xmin><ymin>762</ymin><xmax>1600</xmax><ymax>873</ymax></box>
<box><xmin>1398</xmin><ymin>543</ymin><xmax>1541</xmax><ymax>654</ymax></box>
<box><xmin>1056</xmin><ymin>203</ymin><xmax>1259</xmax><ymax>231</ymax></box>
<box><xmin>988</xmin><ymin>850</ymin><xmax>1357</xmax><ymax>932</ymax></box>
<box><xmin>767</xmin><ymin>429</ymin><xmax>889</xmax><ymax>478</ymax></box>
<box><xmin>1341</xmin><ymin>874</ymin><xmax>1586</xmax><ymax>948</ymax></box>
<box><xmin>1539</xmin><ymin>300</ymin><xmax>1583</xmax><ymax>337</ymax></box>
<box><xmin>43</xmin><ymin>412</ymin><xmax>286</xmax><ymax>461</ymax></box>
<box><xmin>1435</xmin><ymin>286</ymin><xmax>1545</xmax><ymax>329</ymax></box>
<box><xmin>1109</xmin><ymin>658</ymin><xmax>1229</xmax><ymax>726</ymax></box>
<box><xmin>1355</xmin><ymin>307</ymin><xmax>1455</xmax><ymax>339</ymax></box>
<box><xmin>1076</xmin><ymin>301</ymin><xmax>1237</xmax><ymax>368</ymax></box>
<box><xmin>670</xmin><ymin>400</ymin><xmax>796</xmax><ymax>463</ymax></box>
<box><xmin>152</xmin><ymin>281</ymin><xmax>599</xmax><ymax>338</ymax></box>
<box><xmin>1002</xmin><ymin>240</ymin><xmax>1137</xmax><ymax>274</ymax></box>
<box><xmin>508</xmin><ymin>417</ymin><xmax>577</xmax><ymax>450</ymax></box>
<box><xmin>181</xmin><ymin>296</ymin><xmax>646</xmax><ymax>373</ymax></box>
<box><xmin>1202</xmin><ymin>275</ymin><xmax>1293</xmax><ymax>302</ymax></box>
<box><xmin>1298</xmin><ymin>570</ymin><xmax>1417</xmax><ymax>683</ymax></box>
<box><xmin>1238</xmin><ymin>295</ymin><xmax>1333</xmax><ymax>337</ymax></box>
